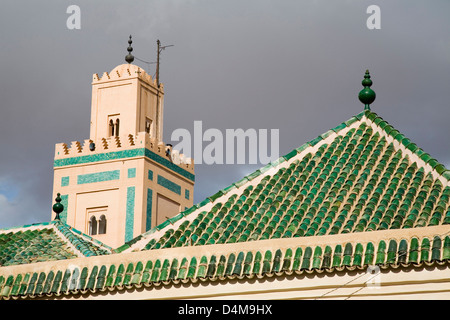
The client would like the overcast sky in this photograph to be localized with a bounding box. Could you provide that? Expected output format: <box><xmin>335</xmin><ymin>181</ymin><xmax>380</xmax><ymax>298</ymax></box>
<box><xmin>0</xmin><ymin>0</ymin><xmax>449</xmax><ymax>229</ymax></box>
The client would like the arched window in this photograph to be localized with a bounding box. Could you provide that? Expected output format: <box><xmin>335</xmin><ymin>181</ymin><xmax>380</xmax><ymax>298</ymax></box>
<box><xmin>108</xmin><ymin>116</ymin><xmax>120</xmax><ymax>137</ymax></box>
<box><xmin>115</xmin><ymin>119</ymin><xmax>120</xmax><ymax>136</ymax></box>
<box><xmin>98</xmin><ymin>215</ymin><xmax>107</xmax><ymax>234</ymax></box>
<box><xmin>89</xmin><ymin>216</ymin><xmax>98</xmax><ymax>236</ymax></box>
<box><xmin>109</xmin><ymin>119</ymin><xmax>115</xmax><ymax>137</ymax></box>
<box><xmin>145</xmin><ymin>118</ymin><xmax>152</xmax><ymax>134</ymax></box>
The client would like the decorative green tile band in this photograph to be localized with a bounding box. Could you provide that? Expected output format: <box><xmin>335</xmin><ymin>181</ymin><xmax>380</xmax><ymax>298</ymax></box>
<box><xmin>144</xmin><ymin>149</ymin><xmax>195</xmax><ymax>182</ymax></box>
<box><xmin>60</xmin><ymin>195</ymin><xmax>68</xmax><ymax>224</ymax></box>
<box><xmin>61</xmin><ymin>177</ymin><xmax>70</xmax><ymax>187</ymax></box>
<box><xmin>146</xmin><ymin>188</ymin><xmax>153</xmax><ymax>232</ymax></box>
<box><xmin>54</xmin><ymin>148</ymin><xmax>194</xmax><ymax>182</ymax></box>
<box><xmin>77</xmin><ymin>170</ymin><xmax>120</xmax><ymax>185</ymax></box>
<box><xmin>125</xmin><ymin>187</ymin><xmax>135</xmax><ymax>242</ymax></box>
<box><xmin>128</xmin><ymin>168</ymin><xmax>136</xmax><ymax>178</ymax></box>
<box><xmin>157</xmin><ymin>175</ymin><xmax>181</xmax><ymax>195</ymax></box>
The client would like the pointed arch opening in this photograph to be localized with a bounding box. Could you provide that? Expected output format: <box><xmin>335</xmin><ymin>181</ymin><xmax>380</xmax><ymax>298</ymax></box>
<box><xmin>109</xmin><ymin>119</ymin><xmax>115</xmax><ymax>137</ymax></box>
<box><xmin>89</xmin><ymin>216</ymin><xmax>98</xmax><ymax>236</ymax></box>
<box><xmin>99</xmin><ymin>215</ymin><xmax>107</xmax><ymax>234</ymax></box>
<box><xmin>115</xmin><ymin>119</ymin><xmax>120</xmax><ymax>136</ymax></box>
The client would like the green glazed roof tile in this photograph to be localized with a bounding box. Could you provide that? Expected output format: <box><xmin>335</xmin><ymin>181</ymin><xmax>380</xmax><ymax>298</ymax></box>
<box><xmin>332</xmin><ymin>123</ymin><xmax>348</xmax><ymax>133</ymax></box>
<box><xmin>344</xmin><ymin>116</ymin><xmax>359</xmax><ymax>126</ymax></box>
<box><xmin>296</xmin><ymin>143</ymin><xmax>310</xmax><ymax>153</ymax></box>
<box><xmin>442</xmin><ymin>171</ymin><xmax>450</xmax><ymax>180</ymax></box>
<box><xmin>208</xmin><ymin>190</ymin><xmax>224</xmax><ymax>202</ymax></box>
<box><xmin>309</xmin><ymin>136</ymin><xmax>323</xmax><ymax>147</ymax></box>
<box><xmin>234</xmin><ymin>177</ymin><xmax>249</xmax><ymax>188</ymax></box>
<box><xmin>284</xmin><ymin>149</ymin><xmax>298</xmax><ymax>161</ymax></box>
<box><xmin>320</xmin><ymin>130</ymin><xmax>335</xmax><ymax>140</ymax></box>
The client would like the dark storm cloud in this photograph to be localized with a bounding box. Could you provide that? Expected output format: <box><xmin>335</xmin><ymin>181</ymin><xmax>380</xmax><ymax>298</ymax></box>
<box><xmin>0</xmin><ymin>0</ymin><xmax>449</xmax><ymax>228</ymax></box>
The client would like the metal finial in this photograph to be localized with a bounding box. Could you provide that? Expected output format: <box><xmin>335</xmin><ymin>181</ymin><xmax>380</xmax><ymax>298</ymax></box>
<box><xmin>52</xmin><ymin>193</ymin><xmax>64</xmax><ymax>221</ymax></box>
<box><xmin>358</xmin><ymin>69</ymin><xmax>376</xmax><ymax>110</ymax></box>
<box><xmin>125</xmin><ymin>35</ymin><xmax>134</xmax><ymax>64</ymax></box>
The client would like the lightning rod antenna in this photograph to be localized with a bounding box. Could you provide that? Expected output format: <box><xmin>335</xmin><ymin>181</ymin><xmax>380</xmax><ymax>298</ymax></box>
<box><xmin>156</xmin><ymin>39</ymin><xmax>174</xmax><ymax>87</ymax></box>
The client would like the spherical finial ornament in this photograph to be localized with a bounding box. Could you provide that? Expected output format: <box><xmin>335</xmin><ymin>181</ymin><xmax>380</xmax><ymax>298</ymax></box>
<box><xmin>358</xmin><ymin>69</ymin><xmax>376</xmax><ymax>110</ymax></box>
<box><xmin>52</xmin><ymin>193</ymin><xmax>64</xmax><ymax>221</ymax></box>
<box><xmin>125</xmin><ymin>35</ymin><xmax>134</xmax><ymax>64</ymax></box>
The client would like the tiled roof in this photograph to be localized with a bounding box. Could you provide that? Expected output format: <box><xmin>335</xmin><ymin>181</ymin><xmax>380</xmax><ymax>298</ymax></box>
<box><xmin>116</xmin><ymin>110</ymin><xmax>450</xmax><ymax>253</ymax></box>
<box><xmin>1</xmin><ymin>109</ymin><xmax>449</xmax><ymax>299</ymax></box>
<box><xmin>0</xmin><ymin>232</ymin><xmax>448</xmax><ymax>299</ymax></box>
<box><xmin>0</xmin><ymin>221</ymin><xmax>111</xmax><ymax>266</ymax></box>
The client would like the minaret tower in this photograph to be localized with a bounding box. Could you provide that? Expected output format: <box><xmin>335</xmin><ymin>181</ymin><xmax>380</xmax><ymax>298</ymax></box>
<box><xmin>52</xmin><ymin>36</ymin><xmax>194</xmax><ymax>248</ymax></box>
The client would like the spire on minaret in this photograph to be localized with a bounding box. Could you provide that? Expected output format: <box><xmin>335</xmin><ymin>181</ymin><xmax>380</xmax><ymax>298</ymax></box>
<box><xmin>125</xmin><ymin>35</ymin><xmax>134</xmax><ymax>64</ymax></box>
<box><xmin>358</xmin><ymin>69</ymin><xmax>376</xmax><ymax>111</ymax></box>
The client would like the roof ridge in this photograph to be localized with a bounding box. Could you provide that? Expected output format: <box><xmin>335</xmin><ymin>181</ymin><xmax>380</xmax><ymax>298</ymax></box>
<box><xmin>0</xmin><ymin>221</ymin><xmax>56</xmax><ymax>234</ymax></box>
<box><xmin>363</xmin><ymin>110</ymin><xmax>449</xmax><ymax>184</ymax></box>
<box><xmin>53</xmin><ymin>221</ymin><xmax>112</xmax><ymax>256</ymax></box>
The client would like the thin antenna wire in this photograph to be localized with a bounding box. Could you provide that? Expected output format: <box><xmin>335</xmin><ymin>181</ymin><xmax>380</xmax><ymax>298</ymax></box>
<box><xmin>133</xmin><ymin>39</ymin><xmax>174</xmax><ymax>84</ymax></box>
<box><xmin>344</xmin><ymin>271</ymin><xmax>381</xmax><ymax>300</ymax></box>
<box><xmin>134</xmin><ymin>56</ymin><xmax>156</xmax><ymax>74</ymax></box>
<box><xmin>314</xmin><ymin>271</ymin><xmax>368</xmax><ymax>300</ymax></box>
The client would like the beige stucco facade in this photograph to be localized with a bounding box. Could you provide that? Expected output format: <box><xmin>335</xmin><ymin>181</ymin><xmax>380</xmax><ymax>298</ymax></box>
<box><xmin>52</xmin><ymin>64</ymin><xmax>195</xmax><ymax>248</ymax></box>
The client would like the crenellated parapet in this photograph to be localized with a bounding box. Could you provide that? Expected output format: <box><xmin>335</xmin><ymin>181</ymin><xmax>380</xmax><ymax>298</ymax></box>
<box><xmin>54</xmin><ymin>132</ymin><xmax>194</xmax><ymax>173</ymax></box>
<box><xmin>92</xmin><ymin>64</ymin><xmax>163</xmax><ymax>92</ymax></box>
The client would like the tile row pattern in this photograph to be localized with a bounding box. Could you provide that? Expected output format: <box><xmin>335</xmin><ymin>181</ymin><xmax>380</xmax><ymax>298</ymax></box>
<box><xmin>0</xmin><ymin>222</ymin><xmax>111</xmax><ymax>266</ymax></box>
<box><xmin>118</xmin><ymin>111</ymin><xmax>450</xmax><ymax>252</ymax></box>
<box><xmin>1</xmin><ymin>234</ymin><xmax>449</xmax><ymax>299</ymax></box>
